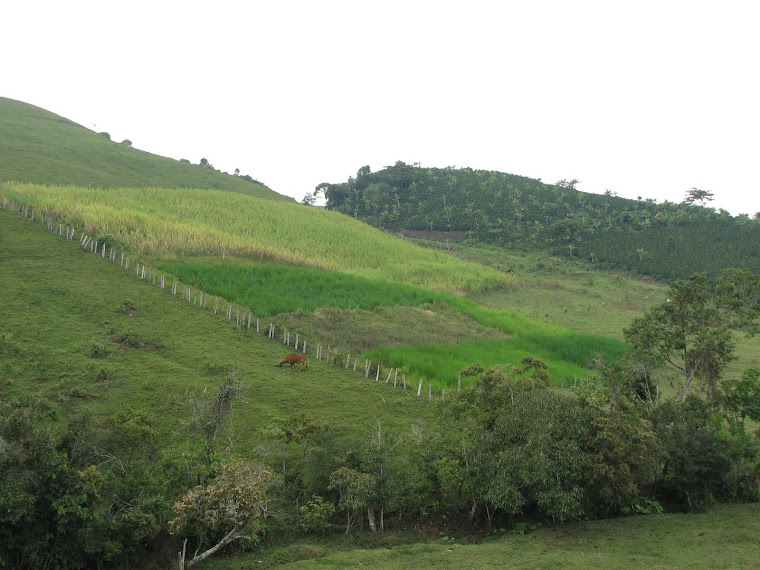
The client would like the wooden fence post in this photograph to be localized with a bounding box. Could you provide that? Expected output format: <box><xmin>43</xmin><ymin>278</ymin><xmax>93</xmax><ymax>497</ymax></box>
<box><xmin>417</xmin><ymin>380</ymin><xmax>423</xmax><ymax>397</ymax></box>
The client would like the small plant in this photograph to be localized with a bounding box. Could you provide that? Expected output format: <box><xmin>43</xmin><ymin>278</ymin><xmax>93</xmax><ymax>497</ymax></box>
<box><xmin>622</xmin><ymin>498</ymin><xmax>664</xmax><ymax>516</ymax></box>
<box><xmin>96</xmin><ymin>368</ymin><xmax>114</xmax><ymax>382</ymax></box>
<box><xmin>111</xmin><ymin>332</ymin><xmax>163</xmax><ymax>351</ymax></box>
<box><xmin>89</xmin><ymin>341</ymin><xmax>109</xmax><ymax>359</ymax></box>
<box><xmin>117</xmin><ymin>299</ymin><xmax>137</xmax><ymax>316</ymax></box>
<box><xmin>510</xmin><ymin>521</ymin><xmax>542</xmax><ymax>535</ymax></box>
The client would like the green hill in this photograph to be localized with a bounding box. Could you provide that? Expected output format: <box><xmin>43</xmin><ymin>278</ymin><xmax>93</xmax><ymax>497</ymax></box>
<box><xmin>318</xmin><ymin>162</ymin><xmax>760</xmax><ymax>280</ymax></box>
<box><xmin>0</xmin><ymin>97</ymin><xmax>287</xmax><ymax>200</ymax></box>
<box><xmin>3</xmin><ymin>100</ymin><xmax>758</xmax><ymax>570</ymax></box>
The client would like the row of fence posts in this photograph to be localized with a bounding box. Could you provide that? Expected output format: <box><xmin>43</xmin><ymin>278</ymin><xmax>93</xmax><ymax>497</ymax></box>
<box><xmin>3</xmin><ymin>197</ymin><xmax>450</xmax><ymax>401</ymax></box>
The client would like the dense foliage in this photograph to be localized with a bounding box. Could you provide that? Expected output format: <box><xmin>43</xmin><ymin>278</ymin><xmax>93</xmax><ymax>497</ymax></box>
<box><xmin>318</xmin><ymin>163</ymin><xmax>760</xmax><ymax>281</ymax></box>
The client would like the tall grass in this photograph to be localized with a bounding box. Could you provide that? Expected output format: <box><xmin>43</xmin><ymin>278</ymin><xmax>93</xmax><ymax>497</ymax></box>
<box><xmin>3</xmin><ymin>182</ymin><xmax>510</xmax><ymax>293</ymax></box>
<box><xmin>160</xmin><ymin>262</ymin><xmax>444</xmax><ymax>317</ymax></box>
<box><xmin>160</xmin><ymin>260</ymin><xmax>629</xmax><ymax>387</ymax></box>
<box><xmin>365</xmin><ymin>339</ymin><xmax>590</xmax><ymax>389</ymax></box>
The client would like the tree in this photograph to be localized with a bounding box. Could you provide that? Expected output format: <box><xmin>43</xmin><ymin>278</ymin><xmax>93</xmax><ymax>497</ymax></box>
<box><xmin>169</xmin><ymin>461</ymin><xmax>273</xmax><ymax>569</ymax></box>
<box><xmin>328</xmin><ymin>467</ymin><xmax>373</xmax><ymax>534</ymax></box>
<box><xmin>684</xmin><ymin>188</ymin><xmax>714</xmax><ymax>206</ymax></box>
<box><xmin>189</xmin><ymin>375</ymin><xmax>240</xmax><ymax>461</ymax></box>
<box><xmin>623</xmin><ymin>272</ymin><xmax>755</xmax><ymax>404</ymax></box>
<box><xmin>722</xmin><ymin>368</ymin><xmax>760</xmax><ymax>430</ymax></box>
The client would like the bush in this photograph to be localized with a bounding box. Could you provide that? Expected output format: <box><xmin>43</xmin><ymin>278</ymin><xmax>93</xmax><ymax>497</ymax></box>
<box><xmin>89</xmin><ymin>341</ymin><xmax>109</xmax><ymax>359</ymax></box>
<box><xmin>298</xmin><ymin>495</ymin><xmax>336</xmax><ymax>534</ymax></box>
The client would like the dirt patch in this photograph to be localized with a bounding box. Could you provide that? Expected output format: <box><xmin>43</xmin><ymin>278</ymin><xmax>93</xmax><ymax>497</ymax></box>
<box><xmin>399</xmin><ymin>230</ymin><xmax>469</xmax><ymax>242</ymax></box>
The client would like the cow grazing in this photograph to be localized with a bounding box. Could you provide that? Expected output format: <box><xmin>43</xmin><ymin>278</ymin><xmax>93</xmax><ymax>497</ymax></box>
<box><xmin>280</xmin><ymin>353</ymin><xmax>307</xmax><ymax>370</ymax></box>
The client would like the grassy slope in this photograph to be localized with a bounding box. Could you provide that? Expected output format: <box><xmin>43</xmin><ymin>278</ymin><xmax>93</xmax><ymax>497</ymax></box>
<box><xmin>4</xmin><ymin>99</ymin><xmax>758</xmax><ymax>567</ymax></box>
<box><xmin>0</xmin><ymin>207</ymin><xmax>434</xmax><ymax>452</ymax></box>
<box><xmin>3</xmin><ymin>182</ymin><xmax>510</xmax><ymax>293</ymax></box>
<box><xmin>0</xmin><ymin>97</ymin><xmax>287</xmax><ymax>200</ymax></box>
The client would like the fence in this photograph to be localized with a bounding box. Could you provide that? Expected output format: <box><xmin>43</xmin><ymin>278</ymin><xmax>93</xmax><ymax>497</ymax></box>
<box><xmin>2</xmin><ymin>196</ymin><xmax>448</xmax><ymax>401</ymax></box>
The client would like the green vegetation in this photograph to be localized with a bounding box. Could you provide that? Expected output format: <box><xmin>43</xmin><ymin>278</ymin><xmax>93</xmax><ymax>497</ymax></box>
<box><xmin>2</xmin><ymin>100</ymin><xmax>759</xmax><ymax>569</ymax></box>
<box><xmin>318</xmin><ymin>162</ymin><xmax>760</xmax><ymax>280</ymax></box>
<box><xmin>3</xmin><ymin>182</ymin><xmax>509</xmax><ymax>292</ymax></box>
<box><xmin>0</xmin><ymin>97</ymin><xmax>282</xmax><ymax>200</ymax></box>
<box><xmin>159</xmin><ymin>262</ymin><xmax>444</xmax><ymax>317</ymax></box>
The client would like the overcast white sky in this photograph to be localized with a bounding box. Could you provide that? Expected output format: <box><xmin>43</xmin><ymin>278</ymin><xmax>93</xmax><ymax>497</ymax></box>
<box><xmin>3</xmin><ymin>1</ymin><xmax>759</xmax><ymax>215</ymax></box>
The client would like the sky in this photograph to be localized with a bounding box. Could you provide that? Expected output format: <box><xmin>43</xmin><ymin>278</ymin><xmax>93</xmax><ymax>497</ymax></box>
<box><xmin>3</xmin><ymin>1</ymin><xmax>759</xmax><ymax>215</ymax></box>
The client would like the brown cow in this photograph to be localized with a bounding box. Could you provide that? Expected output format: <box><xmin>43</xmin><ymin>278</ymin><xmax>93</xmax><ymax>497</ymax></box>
<box><xmin>279</xmin><ymin>353</ymin><xmax>307</xmax><ymax>370</ymax></box>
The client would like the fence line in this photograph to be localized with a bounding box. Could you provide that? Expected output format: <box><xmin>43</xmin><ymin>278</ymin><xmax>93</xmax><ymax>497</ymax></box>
<box><xmin>2</xmin><ymin>197</ymin><xmax>448</xmax><ymax>401</ymax></box>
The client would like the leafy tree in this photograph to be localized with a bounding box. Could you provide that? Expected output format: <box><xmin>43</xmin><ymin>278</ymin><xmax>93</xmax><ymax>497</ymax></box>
<box><xmin>298</xmin><ymin>495</ymin><xmax>335</xmax><ymax>534</ymax></box>
<box><xmin>584</xmin><ymin>411</ymin><xmax>664</xmax><ymax>516</ymax></box>
<box><xmin>650</xmin><ymin>397</ymin><xmax>734</xmax><ymax>510</ymax></box>
<box><xmin>722</xmin><ymin>368</ymin><xmax>760</xmax><ymax>430</ymax></box>
<box><xmin>684</xmin><ymin>187</ymin><xmax>714</xmax><ymax>206</ymax></box>
<box><xmin>169</xmin><ymin>460</ymin><xmax>273</xmax><ymax>569</ymax></box>
<box><xmin>624</xmin><ymin>273</ymin><xmax>737</xmax><ymax>403</ymax></box>
<box><xmin>328</xmin><ymin>466</ymin><xmax>373</xmax><ymax>534</ymax></box>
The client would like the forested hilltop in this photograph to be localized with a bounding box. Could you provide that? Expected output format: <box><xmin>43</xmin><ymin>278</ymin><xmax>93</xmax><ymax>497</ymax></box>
<box><xmin>316</xmin><ymin>162</ymin><xmax>760</xmax><ymax>281</ymax></box>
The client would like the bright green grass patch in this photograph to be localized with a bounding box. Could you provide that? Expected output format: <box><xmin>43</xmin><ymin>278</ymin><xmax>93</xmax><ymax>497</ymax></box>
<box><xmin>153</xmin><ymin>260</ymin><xmax>628</xmax><ymax>388</ymax></box>
<box><xmin>365</xmin><ymin>339</ymin><xmax>589</xmax><ymax>389</ymax></box>
<box><xmin>159</xmin><ymin>262</ymin><xmax>444</xmax><ymax>317</ymax></box>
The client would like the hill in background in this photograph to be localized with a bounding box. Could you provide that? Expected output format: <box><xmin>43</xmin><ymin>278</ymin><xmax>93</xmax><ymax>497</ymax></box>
<box><xmin>0</xmin><ymin>97</ymin><xmax>287</xmax><ymax>200</ymax></box>
<box><xmin>318</xmin><ymin>162</ymin><xmax>760</xmax><ymax>281</ymax></box>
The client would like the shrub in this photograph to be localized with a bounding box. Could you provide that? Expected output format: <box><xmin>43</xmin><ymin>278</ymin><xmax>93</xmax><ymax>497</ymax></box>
<box><xmin>298</xmin><ymin>495</ymin><xmax>336</xmax><ymax>534</ymax></box>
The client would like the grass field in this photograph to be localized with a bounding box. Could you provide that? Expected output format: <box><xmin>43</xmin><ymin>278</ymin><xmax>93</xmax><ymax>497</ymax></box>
<box><xmin>0</xmin><ymin>206</ymin><xmax>435</xmax><ymax>454</ymax></box>
<box><xmin>204</xmin><ymin>503</ymin><xmax>760</xmax><ymax>569</ymax></box>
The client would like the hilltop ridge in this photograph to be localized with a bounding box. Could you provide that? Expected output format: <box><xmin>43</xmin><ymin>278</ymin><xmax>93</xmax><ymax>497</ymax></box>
<box><xmin>0</xmin><ymin>97</ymin><xmax>288</xmax><ymax>200</ymax></box>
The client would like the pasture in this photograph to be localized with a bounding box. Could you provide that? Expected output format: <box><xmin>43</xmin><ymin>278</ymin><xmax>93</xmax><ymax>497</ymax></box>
<box><xmin>0</xmin><ymin>206</ymin><xmax>435</xmax><ymax>455</ymax></box>
<box><xmin>206</xmin><ymin>503</ymin><xmax>760</xmax><ymax>569</ymax></box>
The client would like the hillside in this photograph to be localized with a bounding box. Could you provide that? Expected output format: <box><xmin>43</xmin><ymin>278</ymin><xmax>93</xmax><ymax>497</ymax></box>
<box><xmin>318</xmin><ymin>162</ymin><xmax>760</xmax><ymax>281</ymax></box>
<box><xmin>0</xmin><ymin>204</ymin><xmax>434</xmax><ymax>443</ymax></box>
<box><xmin>3</xmin><ymin>100</ymin><xmax>759</xmax><ymax>570</ymax></box>
<box><xmin>0</xmin><ymin>97</ymin><xmax>287</xmax><ymax>200</ymax></box>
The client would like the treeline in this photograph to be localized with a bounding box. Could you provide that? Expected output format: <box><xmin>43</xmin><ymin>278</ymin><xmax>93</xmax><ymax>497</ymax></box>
<box><xmin>3</xmin><ymin>363</ymin><xmax>757</xmax><ymax>568</ymax></box>
<box><xmin>316</xmin><ymin>163</ymin><xmax>760</xmax><ymax>281</ymax></box>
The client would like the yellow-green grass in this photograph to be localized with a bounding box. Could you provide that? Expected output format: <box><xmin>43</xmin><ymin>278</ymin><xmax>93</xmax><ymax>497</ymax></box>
<box><xmin>2</xmin><ymin>182</ymin><xmax>511</xmax><ymax>292</ymax></box>
<box><xmin>0</xmin><ymin>97</ymin><xmax>285</xmax><ymax>200</ymax></box>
